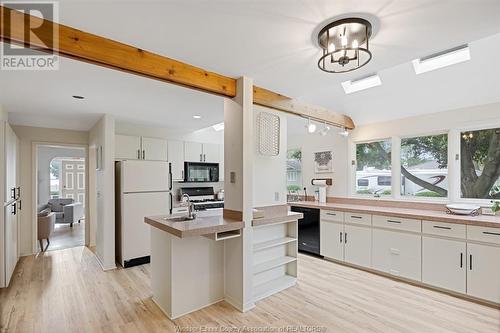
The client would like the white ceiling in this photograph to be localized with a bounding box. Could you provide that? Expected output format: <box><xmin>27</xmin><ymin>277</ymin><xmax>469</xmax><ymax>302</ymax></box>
<box><xmin>1</xmin><ymin>0</ymin><xmax>500</xmax><ymax>130</ymax></box>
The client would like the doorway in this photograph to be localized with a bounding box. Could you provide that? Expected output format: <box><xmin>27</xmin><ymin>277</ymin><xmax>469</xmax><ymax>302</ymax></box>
<box><xmin>36</xmin><ymin>145</ymin><xmax>87</xmax><ymax>251</ymax></box>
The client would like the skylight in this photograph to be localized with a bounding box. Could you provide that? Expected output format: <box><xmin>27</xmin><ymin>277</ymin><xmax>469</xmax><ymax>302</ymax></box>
<box><xmin>412</xmin><ymin>45</ymin><xmax>471</xmax><ymax>74</ymax></box>
<box><xmin>341</xmin><ymin>74</ymin><xmax>382</xmax><ymax>94</ymax></box>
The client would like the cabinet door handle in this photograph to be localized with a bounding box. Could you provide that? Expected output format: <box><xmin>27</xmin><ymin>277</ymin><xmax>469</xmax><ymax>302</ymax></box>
<box><xmin>326</xmin><ymin>212</ymin><xmax>337</xmax><ymax>216</ymax></box>
<box><xmin>12</xmin><ymin>203</ymin><xmax>16</xmax><ymax>215</ymax></box>
<box><xmin>460</xmin><ymin>253</ymin><xmax>463</xmax><ymax>268</ymax></box>
<box><xmin>16</xmin><ymin>186</ymin><xmax>21</xmax><ymax>199</ymax></box>
<box><xmin>18</xmin><ymin>200</ymin><xmax>22</xmax><ymax>211</ymax></box>
<box><xmin>483</xmin><ymin>231</ymin><xmax>500</xmax><ymax>236</ymax></box>
<box><xmin>10</xmin><ymin>187</ymin><xmax>16</xmax><ymax>200</ymax></box>
<box><xmin>137</xmin><ymin>149</ymin><xmax>141</xmax><ymax>159</ymax></box>
<box><xmin>344</xmin><ymin>232</ymin><xmax>347</xmax><ymax>244</ymax></box>
<box><xmin>469</xmin><ymin>254</ymin><xmax>472</xmax><ymax>271</ymax></box>
<box><xmin>200</xmin><ymin>154</ymin><xmax>203</xmax><ymax>162</ymax></box>
<box><xmin>142</xmin><ymin>150</ymin><xmax>145</xmax><ymax>160</ymax></box>
<box><xmin>433</xmin><ymin>225</ymin><xmax>451</xmax><ymax>230</ymax></box>
<box><xmin>340</xmin><ymin>232</ymin><xmax>342</xmax><ymax>243</ymax></box>
<box><xmin>387</xmin><ymin>220</ymin><xmax>401</xmax><ymax>224</ymax></box>
<box><xmin>351</xmin><ymin>216</ymin><xmax>362</xmax><ymax>219</ymax></box>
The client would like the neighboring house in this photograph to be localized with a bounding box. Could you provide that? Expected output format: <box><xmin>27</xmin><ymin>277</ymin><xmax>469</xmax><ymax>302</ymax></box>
<box><xmin>287</xmin><ymin>159</ymin><xmax>302</xmax><ymax>189</ymax></box>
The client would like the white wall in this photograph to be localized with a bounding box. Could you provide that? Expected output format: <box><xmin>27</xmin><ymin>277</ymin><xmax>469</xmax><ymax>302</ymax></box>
<box><xmin>37</xmin><ymin>146</ymin><xmax>85</xmax><ymax>205</ymax></box>
<box><xmin>115</xmin><ymin>122</ymin><xmax>224</xmax><ymax>144</ymax></box>
<box><xmin>252</xmin><ymin>105</ymin><xmax>287</xmax><ymax>207</ymax></box>
<box><xmin>11</xmin><ymin>125</ymin><xmax>89</xmax><ymax>256</ymax></box>
<box><xmin>89</xmin><ymin>114</ymin><xmax>116</xmax><ymax>270</ymax></box>
<box><xmin>287</xmin><ymin>102</ymin><xmax>500</xmax><ymax>200</ymax></box>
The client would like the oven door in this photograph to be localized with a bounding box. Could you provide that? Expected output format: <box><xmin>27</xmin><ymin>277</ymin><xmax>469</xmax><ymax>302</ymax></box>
<box><xmin>184</xmin><ymin>162</ymin><xmax>219</xmax><ymax>182</ymax></box>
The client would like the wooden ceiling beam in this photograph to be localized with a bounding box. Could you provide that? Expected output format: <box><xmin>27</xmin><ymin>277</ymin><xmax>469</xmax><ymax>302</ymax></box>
<box><xmin>0</xmin><ymin>5</ymin><xmax>355</xmax><ymax>129</ymax></box>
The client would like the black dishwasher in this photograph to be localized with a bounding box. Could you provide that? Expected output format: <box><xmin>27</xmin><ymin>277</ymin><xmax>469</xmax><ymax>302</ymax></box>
<box><xmin>291</xmin><ymin>206</ymin><xmax>321</xmax><ymax>256</ymax></box>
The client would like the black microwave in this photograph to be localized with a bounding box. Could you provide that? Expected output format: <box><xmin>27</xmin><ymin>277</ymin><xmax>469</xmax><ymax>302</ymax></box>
<box><xmin>184</xmin><ymin>162</ymin><xmax>219</xmax><ymax>182</ymax></box>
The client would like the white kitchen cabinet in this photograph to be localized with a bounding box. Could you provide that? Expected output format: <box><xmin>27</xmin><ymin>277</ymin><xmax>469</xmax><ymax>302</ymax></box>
<box><xmin>203</xmin><ymin>143</ymin><xmax>220</xmax><ymax>163</ymax></box>
<box><xmin>115</xmin><ymin>135</ymin><xmax>141</xmax><ymax>160</ymax></box>
<box><xmin>467</xmin><ymin>243</ymin><xmax>500</xmax><ymax>304</ymax></box>
<box><xmin>372</xmin><ymin>229</ymin><xmax>421</xmax><ymax>281</ymax></box>
<box><xmin>320</xmin><ymin>220</ymin><xmax>344</xmax><ymax>260</ymax></box>
<box><xmin>141</xmin><ymin>137</ymin><xmax>168</xmax><ymax>161</ymax></box>
<box><xmin>422</xmin><ymin>236</ymin><xmax>466</xmax><ymax>293</ymax></box>
<box><xmin>344</xmin><ymin>224</ymin><xmax>371</xmax><ymax>268</ymax></box>
<box><xmin>219</xmin><ymin>144</ymin><xmax>224</xmax><ymax>181</ymax></box>
<box><xmin>168</xmin><ymin>140</ymin><xmax>184</xmax><ymax>181</ymax></box>
<box><xmin>184</xmin><ymin>141</ymin><xmax>204</xmax><ymax>162</ymax></box>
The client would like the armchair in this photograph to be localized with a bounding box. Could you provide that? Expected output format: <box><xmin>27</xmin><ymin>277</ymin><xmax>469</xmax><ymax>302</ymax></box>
<box><xmin>48</xmin><ymin>198</ymin><xmax>84</xmax><ymax>227</ymax></box>
<box><xmin>37</xmin><ymin>211</ymin><xmax>55</xmax><ymax>251</ymax></box>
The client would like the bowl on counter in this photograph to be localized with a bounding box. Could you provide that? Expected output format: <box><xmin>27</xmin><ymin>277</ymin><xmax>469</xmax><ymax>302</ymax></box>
<box><xmin>446</xmin><ymin>203</ymin><xmax>481</xmax><ymax>215</ymax></box>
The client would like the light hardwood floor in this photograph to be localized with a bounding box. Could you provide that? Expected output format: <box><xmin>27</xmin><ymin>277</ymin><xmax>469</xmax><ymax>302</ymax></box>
<box><xmin>1</xmin><ymin>246</ymin><xmax>499</xmax><ymax>333</ymax></box>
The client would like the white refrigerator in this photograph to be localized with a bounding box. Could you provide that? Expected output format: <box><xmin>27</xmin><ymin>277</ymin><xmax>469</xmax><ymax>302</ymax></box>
<box><xmin>116</xmin><ymin>160</ymin><xmax>173</xmax><ymax>268</ymax></box>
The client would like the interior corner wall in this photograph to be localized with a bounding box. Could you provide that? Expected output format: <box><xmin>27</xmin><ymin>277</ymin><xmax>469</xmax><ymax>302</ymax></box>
<box><xmin>37</xmin><ymin>146</ymin><xmax>85</xmax><ymax>205</ymax></box>
<box><xmin>89</xmin><ymin>114</ymin><xmax>116</xmax><ymax>270</ymax></box>
<box><xmin>10</xmin><ymin>125</ymin><xmax>89</xmax><ymax>256</ymax></box>
<box><xmin>252</xmin><ymin>105</ymin><xmax>287</xmax><ymax>207</ymax></box>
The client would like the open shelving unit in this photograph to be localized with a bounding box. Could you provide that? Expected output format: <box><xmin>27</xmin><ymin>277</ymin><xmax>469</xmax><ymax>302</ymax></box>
<box><xmin>252</xmin><ymin>218</ymin><xmax>298</xmax><ymax>302</ymax></box>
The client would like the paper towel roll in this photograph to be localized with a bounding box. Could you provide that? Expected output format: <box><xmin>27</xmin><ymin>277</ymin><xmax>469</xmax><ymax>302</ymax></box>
<box><xmin>312</xmin><ymin>179</ymin><xmax>328</xmax><ymax>186</ymax></box>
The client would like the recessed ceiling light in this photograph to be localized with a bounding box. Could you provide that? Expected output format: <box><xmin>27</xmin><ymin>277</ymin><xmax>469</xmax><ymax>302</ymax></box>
<box><xmin>341</xmin><ymin>74</ymin><xmax>381</xmax><ymax>94</ymax></box>
<box><xmin>193</xmin><ymin>115</ymin><xmax>201</xmax><ymax>119</ymax></box>
<box><xmin>212</xmin><ymin>122</ymin><xmax>224</xmax><ymax>131</ymax></box>
<box><xmin>72</xmin><ymin>95</ymin><xmax>85</xmax><ymax>99</ymax></box>
<box><xmin>412</xmin><ymin>45</ymin><xmax>470</xmax><ymax>75</ymax></box>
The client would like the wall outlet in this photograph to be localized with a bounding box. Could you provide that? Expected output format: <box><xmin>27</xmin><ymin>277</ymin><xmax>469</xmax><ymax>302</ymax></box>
<box><xmin>230</xmin><ymin>172</ymin><xmax>236</xmax><ymax>183</ymax></box>
<box><xmin>274</xmin><ymin>192</ymin><xmax>279</xmax><ymax>201</ymax></box>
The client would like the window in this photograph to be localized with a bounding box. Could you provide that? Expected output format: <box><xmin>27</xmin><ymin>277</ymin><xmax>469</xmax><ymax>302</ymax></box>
<box><xmin>286</xmin><ymin>149</ymin><xmax>302</xmax><ymax>193</ymax></box>
<box><xmin>377</xmin><ymin>176</ymin><xmax>391</xmax><ymax>186</ymax></box>
<box><xmin>355</xmin><ymin>140</ymin><xmax>391</xmax><ymax>195</ymax></box>
<box><xmin>460</xmin><ymin>128</ymin><xmax>500</xmax><ymax>199</ymax></box>
<box><xmin>400</xmin><ymin>134</ymin><xmax>448</xmax><ymax>198</ymax></box>
<box><xmin>50</xmin><ymin>159</ymin><xmax>61</xmax><ymax>199</ymax></box>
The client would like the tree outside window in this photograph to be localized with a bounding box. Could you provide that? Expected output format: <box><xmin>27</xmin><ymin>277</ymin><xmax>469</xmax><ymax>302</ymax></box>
<box><xmin>355</xmin><ymin>140</ymin><xmax>392</xmax><ymax>196</ymax></box>
<box><xmin>401</xmin><ymin>134</ymin><xmax>448</xmax><ymax>197</ymax></box>
<box><xmin>461</xmin><ymin>128</ymin><xmax>500</xmax><ymax>199</ymax></box>
<box><xmin>287</xmin><ymin>149</ymin><xmax>302</xmax><ymax>193</ymax></box>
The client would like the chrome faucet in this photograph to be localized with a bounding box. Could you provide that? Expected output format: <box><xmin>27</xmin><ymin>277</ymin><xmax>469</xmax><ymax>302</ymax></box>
<box><xmin>182</xmin><ymin>193</ymin><xmax>196</xmax><ymax>220</ymax></box>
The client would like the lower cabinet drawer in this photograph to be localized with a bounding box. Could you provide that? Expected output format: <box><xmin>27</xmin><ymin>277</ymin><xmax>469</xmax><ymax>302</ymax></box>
<box><xmin>467</xmin><ymin>225</ymin><xmax>500</xmax><ymax>245</ymax></box>
<box><xmin>422</xmin><ymin>221</ymin><xmax>466</xmax><ymax>239</ymax></box>
<box><xmin>320</xmin><ymin>210</ymin><xmax>344</xmax><ymax>223</ymax></box>
<box><xmin>345</xmin><ymin>212</ymin><xmax>372</xmax><ymax>226</ymax></box>
<box><xmin>372</xmin><ymin>215</ymin><xmax>421</xmax><ymax>233</ymax></box>
<box><xmin>372</xmin><ymin>229</ymin><xmax>421</xmax><ymax>281</ymax></box>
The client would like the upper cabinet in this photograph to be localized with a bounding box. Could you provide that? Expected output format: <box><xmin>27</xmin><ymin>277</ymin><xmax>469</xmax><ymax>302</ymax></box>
<box><xmin>141</xmin><ymin>137</ymin><xmax>168</xmax><ymax>161</ymax></box>
<box><xmin>115</xmin><ymin>135</ymin><xmax>142</xmax><ymax>160</ymax></box>
<box><xmin>168</xmin><ymin>140</ymin><xmax>184</xmax><ymax>181</ymax></box>
<box><xmin>115</xmin><ymin>135</ymin><xmax>167</xmax><ymax>161</ymax></box>
<box><xmin>184</xmin><ymin>142</ymin><xmax>221</xmax><ymax>163</ymax></box>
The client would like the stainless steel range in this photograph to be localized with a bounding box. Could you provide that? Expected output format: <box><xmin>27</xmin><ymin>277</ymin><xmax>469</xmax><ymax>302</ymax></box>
<box><xmin>180</xmin><ymin>187</ymin><xmax>224</xmax><ymax>211</ymax></box>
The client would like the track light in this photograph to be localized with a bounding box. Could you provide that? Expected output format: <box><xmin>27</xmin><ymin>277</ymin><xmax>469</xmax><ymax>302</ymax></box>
<box><xmin>339</xmin><ymin>127</ymin><xmax>349</xmax><ymax>137</ymax></box>
<box><xmin>306</xmin><ymin>118</ymin><xmax>316</xmax><ymax>133</ymax></box>
<box><xmin>319</xmin><ymin>122</ymin><xmax>331</xmax><ymax>136</ymax></box>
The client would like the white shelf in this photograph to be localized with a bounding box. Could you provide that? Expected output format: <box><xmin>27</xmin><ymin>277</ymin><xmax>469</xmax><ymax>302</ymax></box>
<box><xmin>253</xmin><ymin>256</ymin><xmax>296</xmax><ymax>274</ymax></box>
<box><xmin>253</xmin><ymin>274</ymin><xmax>296</xmax><ymax>302</ymax></box>
<box><xmin>253</xmin><ymin>237</ymin><xmax>297</xmax><ymax>252</ymax></box>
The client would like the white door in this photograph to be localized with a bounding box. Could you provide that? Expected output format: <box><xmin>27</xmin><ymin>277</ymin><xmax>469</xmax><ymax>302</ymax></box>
<box><xmin>422</xmin><ymin>236</ymin><xmax>466</xmax><ymax>293</ymax></box>
<box><xmin>219</xmin><ymin>144</ymin><xmax>224</xmax><ymax>181</ymax></box>
<box><xmin>5</xmin><ymin>124</ymin><xmax>17</xmax><ymax>202</ymax></box>
<box><xmin>121</xmin><ymin>161</ymin><xmax>171</xmax><ymax>193</ymax></box>
<box><xmin>141</xmin><ymin>137</ymin><xmax>168</xmax><ymax>161</ymax></box>
<box><xmin>115</xmin><ymin>135</ymin><xmax>141</xmax><ymax>160</ymax></box>
<box><xmin>320</xmin><ymin>220</ymin><xmax>344</xmax><ymax>260</ymax></box>
<box><xmin>344</xmin><ymin>224</ymin><xmax>371</xmax><ymax>268</ymax></box>
<box><xmin>168</xmin><ymin>140</ymin><xmax>184</xmax><ymax>181</ymax></box>
<box><xmin>4</xmin><ymin>202</ymin><xmax>18</xmax><ymax>286</ymax></box>
<box><xmin>184</xmin><ymin>142</ymin><xmax>203</xmax><ymax>162</ymax></box>
<box><xmin>372</xmin><ymin>229</ymin><xmax>421</xmax><ymax>281</ymax></box>
<box><xmin>203</xmin><ymin>143</ymin><xmax>220</xmax><ymax>163</ymax></box>
<box><xmin>121</xmin><ymin>192</ymin><xmax>171</xmax><ymax>263</ymax></box>
<box><xmin>467</xmin><ymin>243</ymin><xmax>500</xmax><ymax>303</ymax></box>
<box><xmin>61</xmin><ymin>160</ymin><xmax>85</xmax><ymax>205</ymax></box>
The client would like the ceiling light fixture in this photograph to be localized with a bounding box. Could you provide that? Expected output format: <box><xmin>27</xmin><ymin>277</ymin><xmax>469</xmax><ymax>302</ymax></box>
<box><xmin>72</xmin><ymin>95</ymin><xmax>85</xmax><ymax>99</ymax></box>
<box><xmin>306</xmin><ymin>118</ymin><xmax>317</xmax><ymax>133</ymax></box>
<box><xmin>319</xmin><ymin>122</ymin><xmax>331</xmax><ymax>136</ymax></box>
<box><xmin>317</xmin><ymin>18</ymin><xmax>372</xmax><ymax>73</ymax></box>
<box><xmin>193</xmin><ymin>115</ymin><xmax>202</xmax><ymax>119</ymax></box>
<box><xmin>341</xmin><ymin>74</ymin><xmax>381</xmax><ymax>94</ymax></box>
<box><xmin>339</xmin><ymin>127</ymin><xmax>349</xmax><ymax>137</ymax></box>
<box><xmin>412</xmin><ymin>44</ymin><xmax>470</xmax><ymax>74</ymax></box>
<box><xmin>212</xmin><ymin>122</ymin><xmax>224</xmax><ymax>131</ymax></box>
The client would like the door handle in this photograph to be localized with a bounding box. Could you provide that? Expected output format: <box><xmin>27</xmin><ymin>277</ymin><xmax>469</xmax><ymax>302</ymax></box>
<box><xmin>351</xmin><ymin>216</ymin><xmax>362</xmax><ymax>219</ymax></box>
<box><xmin>200</xmin><ymin>153</ymin><xmax>203</xmax><ymax>162</ymax></box>
<box><xmin>204</xmin><ymin>154</ymin><xmax>206</xmax><ymax>162</ymax></box>
<box><xmin>433</xmin><ymin>225</ymin><xmax>451</xmax><ymax>230</ymax></box>
<box><xmin>344</xmin><ymin>232</ymin><xmax>347</xmax><ymax>244</ymax></box>
<box><xmin>483</xmin><ymin>231</ymin><xmax>500</xmax><ymax>236</ymax></box>
<box><xmin>460</xmin><ymin>253</ymin><xmax>463</xmax><ymax>268</ymax></box>
<box><xmin>142</xmin><ymin>150</ymin><xmax>145</xmax><ymax>160</ymax></box>
<box><xmin>340</xmin><ymin>231</ymin><xmax>342</xmax><ymax>243</ymax></box>
<box><xmin>469</xmin><ymin>254</ymin><xmax>472</xmax><ymax>271</ymax></box>
<box><xmin>18</xmin><ymin>200</ymin><xmax>22</xmax><ymax>211</ymax></box>
<box><xmin>16</xmin><ymin>186</ymin><xmax>21</xmax><ymax>199</ymax></box>
<box><xmin>10</xmin><ymin>187</ymin><xmax>16</xmax><ymax>200</ymax></box>
<box><xmin>11</xmin><ymin>203</ymin><xmax>16</xmax><ymax>215</ymax></box>
<box><xmin>387</xmin><ymin>220</ymin><xmax>401</xmax><ymax>224</ymax></box>
<box><xmin>137</xmin><ymin>149</ymin><xmax>141</xmax><ymax>159</ymax></box>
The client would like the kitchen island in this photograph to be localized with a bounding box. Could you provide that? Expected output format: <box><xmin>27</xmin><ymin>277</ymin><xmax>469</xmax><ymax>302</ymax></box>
<box><xmin>145</xmin><ymin>211</ymin><xmax>244</xmax><ymax>319</ymax></box>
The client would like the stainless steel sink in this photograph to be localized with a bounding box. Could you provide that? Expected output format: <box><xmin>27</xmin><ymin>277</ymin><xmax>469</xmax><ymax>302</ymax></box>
<box><xmin>163</xmin><ymin>215</ymin><xmax>196</xmax><ymax>222</ymax></box>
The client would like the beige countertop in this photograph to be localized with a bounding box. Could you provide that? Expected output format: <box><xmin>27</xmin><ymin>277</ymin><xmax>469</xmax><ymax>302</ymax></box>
<box><xmin>145</xmin><ymin>213</ymin><xmax>244</xmax><ymax>238</ymax></box>
<box><xmin>289</xmin><ymin>201</ymin><xmax>500</xmax><ymax>229</ymax></box>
